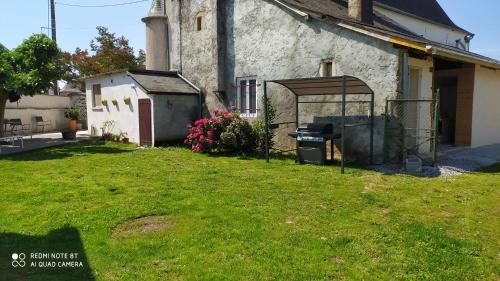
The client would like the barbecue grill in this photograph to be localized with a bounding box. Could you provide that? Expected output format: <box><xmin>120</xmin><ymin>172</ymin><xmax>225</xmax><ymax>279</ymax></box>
<box><xmin>289</xmin><ymin>123</ymin><xmax>340</xmax><ymax>165</ymax></box>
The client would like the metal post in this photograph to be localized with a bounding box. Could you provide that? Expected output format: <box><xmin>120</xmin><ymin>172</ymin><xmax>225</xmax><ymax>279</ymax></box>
<box><xmin>383</xmin><ymin>97</ymin><xmax>389</xmax><ymax>163</ymax></box>
<box><xmin>295</xmin><ymin>94</ymin><xmax>299</xmax><ymax>163</ymax></box>
<box><xmin>50</xmin><ymin>0</ymin><xmax>59</xmax><ymax>96</ymax></box>
<box><xmin>264</xmin><ymin>81</ymin><xmax>270</xmax><ymax>163</ymax></box>
<box><xmin>370</xmin><ymin>92</ymin><xmax>375</xmax><ymax>164</ymax></box>
<box><xmin>198</xmin><ymin>90</ymin><xmax>203</xmax><ymax>119</ymax></box>
<box><xmin>341</xmin><ymin>76</ymin><xmax>346</xmax><ymax>174</ymax></box>
<box><xmin>432</xmin><ymin>89</ymin><xmax>440</xmax><ymax>165</ymax></box>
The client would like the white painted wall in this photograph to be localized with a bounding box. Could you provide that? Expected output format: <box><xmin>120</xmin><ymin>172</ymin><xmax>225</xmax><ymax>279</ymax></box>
<box><xmin>86</xmin><ymin>73</ymin><xmax>152</xmax><ymax>145</ymax></box>
<box><xmin>471</xmin><ymin>66</ymin><xmax>500</xmax><ymax>148</ymax></box>
<box><xmin>375</xmin><ymin>6</ymin><xmax>468</xmax><ymax>48</ymax></box>
<box><xmin>408</xmin><ymin>57</ymin><xmax>434</xmax><ymax>153</ymax></box>
<box><xmin>5</xmin><ymin>95</ymin><xmax>72</xmax><ymax>132</ymax></box>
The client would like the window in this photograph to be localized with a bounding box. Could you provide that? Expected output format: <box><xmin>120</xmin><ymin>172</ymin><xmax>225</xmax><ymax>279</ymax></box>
<box><xmin>325</xmin><ymin>62</ymin><xmax>333</xmax><ymax>77</ymax></box>
<box><xmin>92</xmin><ymin>84</ymin><xmax>102</xmax><ymax>107</ymax></box>
<box><xmin>237</xmin><ymin>77</ymin><xmax>258</xmax><ymax>117</ymax></box>
<box><xmin>320</xmin><ymin>61</ymin><xmax>336</xmax><ymax>77</ymax></box>
<box><xmin>195</xmin><ymin>13</ymin><xmax>203</xmax><ymax>31</ymax></box>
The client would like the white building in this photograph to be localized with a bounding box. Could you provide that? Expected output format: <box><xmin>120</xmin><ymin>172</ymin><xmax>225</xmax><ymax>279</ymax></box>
<box><xmin>85</xmin><ymin>70</ymin><xmax>200</xmax><ymax>146</ymax></box>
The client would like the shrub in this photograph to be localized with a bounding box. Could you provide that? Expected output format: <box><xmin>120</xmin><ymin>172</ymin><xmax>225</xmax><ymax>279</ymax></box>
<box><xmin>252</xmin><ymin>97</ymin><xmax>277</xmax><ymax>154</ymax></box>
<box><xmin>252</xmin><ymin>120</ymin><xmax>266</xmax><ymax>153</ymax></box>
<box><xmin>185</xmin><ymin>105</ymin><xmax>276</xmax><ymax>154</ymax></box>
<box><xmin>221</xmin><ymin>117</ymin><xmax>255</xmax><ymax>152</ymax></box>
<box><xmin>64</xmin><ymin>108</ymin><xmax>80</xmax><ymax>120</ymax></box>
<box><xmin>184</xmin><ymin>109</ymin><xmax>234</xmax><ymax>152</ymax></box>
<box><xmin>102</xmin><ymin>133</ymin><xmax>113</xmax><ymax>141</ymax></box>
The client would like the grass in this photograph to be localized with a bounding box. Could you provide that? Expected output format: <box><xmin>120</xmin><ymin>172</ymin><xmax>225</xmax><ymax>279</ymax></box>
<box><xmin>0</xmin><ymin>140</ymin><xmax>498</xmax><ymax>280</ymax></box>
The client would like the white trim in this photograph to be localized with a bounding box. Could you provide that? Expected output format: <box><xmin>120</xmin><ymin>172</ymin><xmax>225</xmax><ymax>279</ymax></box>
<box><xmin>272</xmin><ymin>0</ymin><xmax>310</xmax><ymax>20</ymax></box>
<box><xmin>236</xmin><ymin>77</ymin><xmax>258</xmax><ymax>118</ymax></box>
<box><xmin>178</xmin><ymin>73</ymin><xmax>201</xmax><ymax>92</ymax></box>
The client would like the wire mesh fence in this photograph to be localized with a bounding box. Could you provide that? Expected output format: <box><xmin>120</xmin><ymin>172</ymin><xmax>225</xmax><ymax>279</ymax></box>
<box><xmin>384</xmin><ymin>96</ymin><xmax>439</xmax><ymax>165</ymax></box>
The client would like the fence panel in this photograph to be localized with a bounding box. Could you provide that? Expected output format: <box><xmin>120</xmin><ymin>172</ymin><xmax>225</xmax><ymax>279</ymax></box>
<box><xmin>384</xmin><ymin>96</ymin><xmax>439</xmax><ymax>165</ymax></box>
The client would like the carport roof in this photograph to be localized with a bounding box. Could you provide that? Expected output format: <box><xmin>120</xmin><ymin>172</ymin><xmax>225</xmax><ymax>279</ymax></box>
<box><xmin>128</xmin><ymin>70</ymin><xmax>200</xmax><ymax>95</ymax></box>
<box><xmin>269</xmin><ymin>76</ymin><xmax>374</xmax><ymax>96</ymax></box>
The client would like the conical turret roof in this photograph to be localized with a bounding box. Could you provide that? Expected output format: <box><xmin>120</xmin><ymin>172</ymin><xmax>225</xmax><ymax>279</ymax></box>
<box><xmin>143</xmin><ymin>0</ymin><xmax>167</xmax><ymax>20</ymax></box>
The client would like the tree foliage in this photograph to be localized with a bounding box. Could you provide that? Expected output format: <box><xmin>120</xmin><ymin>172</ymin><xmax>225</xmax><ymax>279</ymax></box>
<box><xmin>0</xmin><ymin>44</ymin><xmax>13</xmax><ymax>92</ymax></box>
<box><xmin>0</xmin><ymin>35</ymin><xmax>63</xmax><ymax>96</ymax></box>
<box><xmin>0</xmin><ymin>34</ymin><xmax>64</xmax><ymax>136</ymax></box>
<box><xmin>63</xmin><ymin>26</ymin><xmax>145</xmax><ymax>84</ymax></box>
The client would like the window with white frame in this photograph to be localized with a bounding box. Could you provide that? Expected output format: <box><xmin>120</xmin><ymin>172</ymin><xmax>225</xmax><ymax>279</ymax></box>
<box><xmin>237</xmin><ymin>77</ymin><xmax>258</xmax><ymax>117</ymax></box>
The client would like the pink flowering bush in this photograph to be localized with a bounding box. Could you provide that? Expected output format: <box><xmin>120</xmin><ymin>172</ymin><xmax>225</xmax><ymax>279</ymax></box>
<box><xmin>184</xmin><ymin>109</ymin><xmax>234</xmax><ymax>152</ymax></box>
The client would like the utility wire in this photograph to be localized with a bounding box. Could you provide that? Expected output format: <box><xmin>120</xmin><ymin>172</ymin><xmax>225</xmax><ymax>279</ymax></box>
<box><xmin>55</xmin><ymin>0</ymin><xmax>148</xmax><ymax>8</ymax></box>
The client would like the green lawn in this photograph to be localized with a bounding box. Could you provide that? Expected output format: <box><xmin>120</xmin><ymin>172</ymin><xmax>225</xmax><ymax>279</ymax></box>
<box><xmin>0</xmin><ymin>141</ymin><xmax>498</xmax><ymax>280</ymax></box>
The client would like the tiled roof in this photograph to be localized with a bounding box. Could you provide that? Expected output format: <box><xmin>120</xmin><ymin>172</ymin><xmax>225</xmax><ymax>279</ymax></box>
<box><xmin>128</xmin><ymin>70</ymin><xmax>199</xmax><ymax>95</ymax></box>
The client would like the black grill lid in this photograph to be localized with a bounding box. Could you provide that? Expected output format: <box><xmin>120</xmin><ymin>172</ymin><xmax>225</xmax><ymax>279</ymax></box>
<box><xmin>297</xmin><ymin>123</ymin><xmax>333</xmax><ymax>134</ymax></box>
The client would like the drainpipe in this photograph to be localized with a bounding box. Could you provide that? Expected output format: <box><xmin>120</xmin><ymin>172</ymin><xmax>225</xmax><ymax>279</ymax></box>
<box><xmin>401</xmin><ymin>50</ymin><xmax>409</xmax><ymax>98</ymax></box>
<box><xmin>464</xmin><ymin>34</ymin><xmax>475</xmax><ymax>51</ymax></box>
<box><xmin>178</xmin><ymin>0</ymin><xmax>183</xmax><ymax>73</ymax></box>
<box><xmin>178</xmin><ymin>73</ymin><xmax>202</xmax><ymax>118</ymax></box>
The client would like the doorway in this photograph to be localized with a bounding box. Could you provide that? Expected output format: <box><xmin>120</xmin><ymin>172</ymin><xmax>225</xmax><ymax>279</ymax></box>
<box><xmin>434</xmin><ymin>58</ymin><xmax>475</xmax><ymax>147</ymax></box>
<box><xmin>436</xmin><ymin>76</ymin><xmax>458</xmax><ymax>145</ymax></box>
<box><xmin>138</xmin><ymin>99</ymin><xmax>152</xmax><ymax>146</ymax></box>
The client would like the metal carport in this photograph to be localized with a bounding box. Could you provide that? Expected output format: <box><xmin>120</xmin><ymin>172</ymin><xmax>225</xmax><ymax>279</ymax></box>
<box><xmin>263</xmin><ymin>76</ymin><xmax>375</xmax><ymax>174</ymax></box>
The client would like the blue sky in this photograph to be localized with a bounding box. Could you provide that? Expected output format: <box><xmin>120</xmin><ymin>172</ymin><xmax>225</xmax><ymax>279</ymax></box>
<box><xmin>0</xmin><ymin>0</ymin><xmax>499</xmax><ymax>60</ymax></box>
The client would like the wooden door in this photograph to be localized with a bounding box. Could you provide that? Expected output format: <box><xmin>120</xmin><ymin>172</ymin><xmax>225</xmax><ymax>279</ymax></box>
<box><xmin>138</xmin><ymin>99</ymin><xmax>152</xmax><ymax>146</ymax></box>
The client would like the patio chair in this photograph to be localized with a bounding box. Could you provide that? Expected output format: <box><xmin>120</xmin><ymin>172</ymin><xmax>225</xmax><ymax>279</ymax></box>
<box><xmin>7</xmin><ymin>118</ymin><xmax>32</xmax><ymax>138</ymax></box>
<box><xmin>2</xmin><ymin>119</ymin><xmax>8</xmax><ymax>134</ymax></box>
<box><xmin>34</xmin><ymin>116</ymin><xmax>52</xmax><ymax>133</ymax></box>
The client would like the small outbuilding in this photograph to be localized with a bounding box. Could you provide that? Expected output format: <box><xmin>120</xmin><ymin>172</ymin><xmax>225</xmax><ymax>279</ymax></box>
<box><xmin>85</xmin><ymin>69</ymin><xmax>201</xmax><ymax>146</ymax></box>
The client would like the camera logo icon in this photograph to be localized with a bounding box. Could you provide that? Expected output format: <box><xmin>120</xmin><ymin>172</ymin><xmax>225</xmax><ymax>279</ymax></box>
<box><xmin>12</xmin><ymin>253</ymin><xmax>26</xmax><ymax>268</ymax></box>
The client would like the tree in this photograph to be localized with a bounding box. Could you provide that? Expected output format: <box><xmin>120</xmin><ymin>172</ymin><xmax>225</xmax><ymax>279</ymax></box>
<box><xmin>0</xmin><ymin>34</ymin><xmax>64</xmax><ymax>137</ymax></box>
<box><xmin>63</xmin><ymin>26</ymin><xmax>145</xmax><ymax>87</ymax></box>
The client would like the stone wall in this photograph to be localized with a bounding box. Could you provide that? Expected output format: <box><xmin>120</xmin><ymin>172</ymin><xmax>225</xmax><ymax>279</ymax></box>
<box><xmin>152</xmin><ymin>94</ymin><xmax>200</xmax><ymax>142</ymax></box>
<box><xmin>69</xmin><ymin>93</ymin><xmax>88</xmax><ymax>129</ymax></box>
<box><xmin>165</xmin><ymin>0</ymin><xmax>401</xmax><ymax>162</ymax></box>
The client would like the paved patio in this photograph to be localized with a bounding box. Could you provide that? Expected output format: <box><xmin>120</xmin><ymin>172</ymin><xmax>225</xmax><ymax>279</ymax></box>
<box><xmin>0</xmin><ymin>131</ymin><xmax>90</xmax><ymax>156</ymax></box>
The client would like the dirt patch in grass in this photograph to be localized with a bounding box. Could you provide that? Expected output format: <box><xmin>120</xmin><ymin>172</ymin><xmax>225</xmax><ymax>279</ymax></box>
<box><xmin>112</xmin><ymin>215</ymin><xmax>173</xmax><ymax>238</ymax></box>
<box><xmin>331</xmin><ymin>256</ymin><xmax>344</xmax><ymax>264</ymax></box>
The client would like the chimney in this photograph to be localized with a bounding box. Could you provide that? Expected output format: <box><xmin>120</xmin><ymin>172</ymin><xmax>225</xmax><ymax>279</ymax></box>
<box><xmin>348</xmin><ymin>0</ymin><xmax>373</xmax><ymax>25</ymax></box>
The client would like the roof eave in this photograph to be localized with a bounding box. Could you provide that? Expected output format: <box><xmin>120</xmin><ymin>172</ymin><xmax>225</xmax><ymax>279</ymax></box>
<box><xmin>83</xmin><ymin>69</ymin><xmax>128</xmax><ymax>81</ymax></box>
<box><xmin>333</xmin><ymin>20</ymin><xmax>500</xmax><ymax>70</ymax></box>
<box><xmin>426</xmin><ymin>46</ymin><xmax>500</xmax><ymax>70</ymax></box>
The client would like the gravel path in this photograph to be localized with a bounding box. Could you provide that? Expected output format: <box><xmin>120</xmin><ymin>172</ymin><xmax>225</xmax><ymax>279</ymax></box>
<box><xmin>373</xmin><ymin>144</ymin><xmax>500</xmax><ymax>177</ymax></box>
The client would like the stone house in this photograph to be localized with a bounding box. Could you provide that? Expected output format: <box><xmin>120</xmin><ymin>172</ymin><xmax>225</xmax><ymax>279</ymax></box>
<box><xmin>86</xmin><ymin>0</ymin><xmax>500</xmax><ymax>163</ymax></box>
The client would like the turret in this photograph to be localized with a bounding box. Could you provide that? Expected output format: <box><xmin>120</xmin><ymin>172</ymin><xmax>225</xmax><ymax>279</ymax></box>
<box><xmin>142</xmin><ymin>0</ymin><xmax>169</xmax><ymax>71</ymax></box>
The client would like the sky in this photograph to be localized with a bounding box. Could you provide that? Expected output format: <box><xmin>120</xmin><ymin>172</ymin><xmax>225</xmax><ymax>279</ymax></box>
<box><xmin>0</xmin><ymin>0</ymin><xmax>499</xmax><ymax>60</ymax></box>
